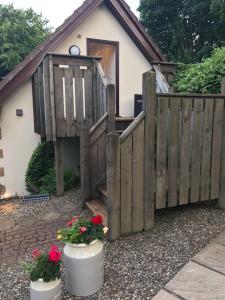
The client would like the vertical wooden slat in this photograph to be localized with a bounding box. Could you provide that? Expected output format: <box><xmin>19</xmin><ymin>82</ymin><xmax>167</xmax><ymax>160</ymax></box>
<box><xmin>84</xmin><ymin>69</ymin><xmax>93</xmax><ymax>128</ymax></box>
<box><xmin>190</xmin><ymin>98</ymin><xmax>204</xmax><ymax>203</ymax></box>
<box><xmin>179</xmin><ymin>98</ymin><xmax>192</xmax><ymax>205</ymax></box>
<box><xmin>38</xmin><ymin>64</ymin><xmax>46</xmax><ymax>137</ymax></box>
<box><xmin>43</xmin><ymin>56</ymin><xmax>53</xmax><ymax>140</ymax></box>
<box><xmin>168</xmin><ymin>97</ymin><xmax>180</xmax><ymax>207</ymax></box>
<box><xmin>49</xmin><ymin>55</ymin><xmax>57</xmax><ymax>141</ymax></box>
<box><xmin>201</xmin><ymin>99</ymin><xmax>214</xmax><ymax>201</ymax></box>
<box><xmin>92</xmin><ymin>62</ymin><xmax>98</xmax><ymax>123</ymax></box>
<box><xmin>143</xmin><ymin>71</ymin><xmax>156</xmax><ymax>230</ymax></box>
<box><xmin>90</xmin><ymin>141</ymin><xmax>98</xmax><ymax>197</ymax></box>
<box><xmin>54</xmin><ymin>138</ymin><xmax>64</xmax><ymax>196</ymax></box>
<box><xmin>107</xmin><ymin>84</ymin><xmax>116</xmax><ymax>133</ymax></box>
<box><xmin>218</xmin><ymin>79</ymin><xmax>225</xmax><ymax>208</ymax></box>
<box><xmin>74</xmin><ymin>68</ymin><xmax>84</xmax><ymax>128</ymax></box>
<box><xmin>132</xmin><ymin>120</ymin><xmax>144</xmax><ymax>233</ymax></box>
<box><xmin>64</xmin><ymin>68</ymin><xmax>76</xmax><ymax>137</ymax></box>
<box><xmin>97</xmin><ymin>133</ymin><xmax>107</xmax><ymax>179</ymax></box>
<box><xmin>156</xmin><ymin>97</ymin><xmax>168</xmax><ymax>209</ymax></box>
<box><xmin>120</xmin><ymin>135</ymin><xmax>133</xmax><ymax>235</ymax></box>
<box><xmin>80</xmin><ymin>128</ymin><xmax>90</xmax><ymax>207</ymax></box>
<box><xmin>107</xmin><ymin>133</ymin><xmax>121</xmax><ymax>241</ymax></box>
<box><xmin>211</xmin><ymin>99</ymin><xmax>224</xmax><ymax>199</ymax></box>
<box><xmin>54</xmin><ymin>67</ymin><xmax>66</xmax><ymax>137</ymax></box>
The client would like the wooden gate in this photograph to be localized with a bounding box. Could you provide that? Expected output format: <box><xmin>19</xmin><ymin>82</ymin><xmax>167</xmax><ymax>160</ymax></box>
<box><xmin>107</xmin><ymin>71</ymin><xmax>225</xmax><ymax>240</ymax></box>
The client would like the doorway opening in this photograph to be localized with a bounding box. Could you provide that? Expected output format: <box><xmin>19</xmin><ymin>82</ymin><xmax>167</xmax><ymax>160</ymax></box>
<box><xmin>87</xmin><ymin>38</ymin><xmax>119</xmax><ymax>116</ymax></box>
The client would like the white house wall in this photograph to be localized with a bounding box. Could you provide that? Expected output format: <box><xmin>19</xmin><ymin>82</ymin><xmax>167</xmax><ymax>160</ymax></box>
<box><xmin>0</xmin><ymin>79</ymin><xmax>41</xmax><ymax>197</ymax></box>
<box><xmin>55</xmin><ymin>4</ymin><xmax>152</xmax><ymax>117</ymax></box>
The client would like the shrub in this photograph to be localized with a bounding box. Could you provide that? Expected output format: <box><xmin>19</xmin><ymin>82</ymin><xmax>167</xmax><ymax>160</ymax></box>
<box><xmin>25</xmin><ymin>142</ymin><xmax>54</xmax><ymax>193</ymax></box>
<box><xmin>39</xmin><ymin>168</ymin><xmax>79</xmax><ymax>194</ymax></box>
<box><xmin>174</xmin><ymin>47</ymin><xmax>225</xmax><ymax>94</ymax></box>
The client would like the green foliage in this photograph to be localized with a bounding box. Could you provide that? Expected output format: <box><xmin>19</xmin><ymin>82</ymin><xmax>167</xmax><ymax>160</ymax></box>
<box><xmin>59</xmin><ymin>216</ymin><xmax>106</xmax><ymax>245</ymax></box>
<box><xmin>138</xmin><ymin>0</ymin><xmax>225</xmax><ymax>63</ymax></box>
<box><xmin>0</xmin><ymin>4</ymin><xmax>51</xmax><ymax>79</ymax></box>
<box><xmin>24</xmin><ymin>247</ymin><xmax>61</xmax><ymax>282</ymax></box>
<box><xmin>26</xmin><ymin>142</ymin><xmax>80</xmax><ymax>194</ymax></box>
<box><xmin>174</xmin><ymin>47</ymin><xmax>225</xmax><ymax>94</ymax></box>
<box><xmin>39</xmin><ymin>168</ymin><xmax>79</xmax><ymax>194</ymax></box>
<box><xmin>25</xmin><ymin>142</ymin><xmax>55</xmax><ymax>193</ymax></box>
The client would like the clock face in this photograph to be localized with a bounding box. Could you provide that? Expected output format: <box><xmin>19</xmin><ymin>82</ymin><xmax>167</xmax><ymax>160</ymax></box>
<box><xmin>69</xmin><ymin>45</ymin><xmax>81</xmax><ymax>56</ymax></box>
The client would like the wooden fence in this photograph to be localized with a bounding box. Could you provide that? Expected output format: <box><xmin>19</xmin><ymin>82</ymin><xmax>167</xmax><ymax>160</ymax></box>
<box><xmin>32</xmin><ymin>54</ymin><xmax>108</xmax><ymax>141</ymax></box>
<box><xmin>107</xmin><ymin>71</ymin><xmax>225</xmax><ymax>240</ymax></box>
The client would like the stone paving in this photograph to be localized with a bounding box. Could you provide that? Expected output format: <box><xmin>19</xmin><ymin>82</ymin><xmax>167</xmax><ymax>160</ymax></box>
<box><xmin>153</xmin><ymin>230</ymin><xmax>225</xmax><ymax>300</ymax></box>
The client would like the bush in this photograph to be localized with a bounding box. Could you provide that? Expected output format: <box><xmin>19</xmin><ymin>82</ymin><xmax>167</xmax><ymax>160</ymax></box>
<box><xmin>39</xmin><ymin>168</ymin><xmax>79</xmax><ymax>194</ymax></box>
<box><xmin>174</xmin><ymin>47</ymin><xmax>225</xmax><ymax>94</ymax></box>
<box><xmin>25</xmin><ymin>142</ymin><xmax>54</xmax><ymax>193</ymax></box>
<box><xmin>26</xmin><ymin>142</ymin><xmax>80</xmax><ymax>194</ymax></box>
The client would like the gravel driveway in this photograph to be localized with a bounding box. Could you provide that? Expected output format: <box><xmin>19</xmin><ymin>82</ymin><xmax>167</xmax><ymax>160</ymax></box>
<box><xmin>1</xmin><ymin>189</ymin><xmax>225</xmax><ymax>299</ymax></box>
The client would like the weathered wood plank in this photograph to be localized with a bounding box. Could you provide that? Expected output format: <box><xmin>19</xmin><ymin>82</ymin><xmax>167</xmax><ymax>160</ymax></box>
<box><xmin>43</xmin><ymin>56</ymin><xmax>53</xmax><ymax>140</ymax></box>
<box><xmin>211</xmin><ymin>99</ymin><xmax>224</xmax><ymax>199</ymax></box>
<box><xmin>218</xmin><ymin>79</ymin><xmax>225</xmax><ymax>208</ymax></box>
<box><xmin>132</xmin><ymin>120</ymin><xmax>144</xmax><ymax>233</ymax></box>
<box><xmin>179</xmin><ymin>98</ymin><xmax>192</xmax><ymax>205</ymax></box>
<box><xmin>201</xmin><ymin>99</ymin><xmax>214</xmax><ymax>201</ymax></box>
<box><xmin>74</xmin><ymin>68</ymin><xmax>84</xmax><ymax>128</ymax></box>
<box><xmin>90</xmin><ymin>114</ymin><xmax>108</xmax><ymax>146</ymax></box>
<box><xmin>80</xmin><ymin>128</ymin><xmax>90</xmax><ymax>207</ymax></box>
<box><xmin>97</xmin><ymin>132</ymin><xmax>107</xmax><ymax>180</ymax></box>
<box><xmin>84</xmin><ymin>69</ymin><xmax>93</xmax><ymax>128</ymax></box>
<box><xmin>120</xmin><ymin>135</ymin><xmax>133</xmax><ymax>235</ymax></box>
<box><xmin>190</xmin><ymin>98</ymin><xmax>204</xmax><ymax>203</ymax></box>
<box><xmin>107</xmin><ymin>85</ymin><xmax>116</xmax><ymax>133</ymax></box>
<box><xmin>49</xmin><ymin>55</ymin><xmax>57</xmax><ymax>141</ymax></box>
<box><xmin>90</xmin><ymin>141</ymin><xmax>98</xmax><ymax>198</ymax></box>
<box><xmin>143</xmin><ymin>71</ymin><xmax>155</xmax><ymax>230</ymax></box>
<box><xmin>168</xmin><ymin>97</ymin><xmax>180</xmax><ymax>207</ymax></box>
<box><xmin>38</xmin><ymin>64</ymin><xmax>46</xmax><ymax>137</ymax></box>
<box><xmin>54</xmin><ymin>139</ymin><xmax>64</xmax><ymax>196</ymax></box>
<box><xmin>64</xmin><ymin>68</ymin><xmax>76</xmax><ymax>137</ymax></box>
<box><xmin>156</xmin><ymin>97</ymin><xmax>168</xmax><ymax>209</ymax></box>
<box><xmin>107</xmin><ymin>133</ymin><xmax>121</xmax><ymax>241</ymax></box>
<box><xmin>54</xmin><ymin>67</ymin><xmax>66</xmax><ymax>137</ymax></box>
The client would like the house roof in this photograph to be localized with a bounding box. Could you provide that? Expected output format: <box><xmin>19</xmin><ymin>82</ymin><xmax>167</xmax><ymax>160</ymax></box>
<box><xmin>0</xmin><ymin>0</ymin><xmax>166</xmax><ymax>103</ymax></box>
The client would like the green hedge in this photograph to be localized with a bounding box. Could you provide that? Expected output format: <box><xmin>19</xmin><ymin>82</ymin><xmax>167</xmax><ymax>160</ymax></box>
<box><xmin>25</xmin><ymin>142</ymin><xmax>79</xmax><ymax>194</ymax></box>
<box><xmin>174</xmin><ymin>47</ymin><xmax>225</xmax><ymax>94</ymax></box>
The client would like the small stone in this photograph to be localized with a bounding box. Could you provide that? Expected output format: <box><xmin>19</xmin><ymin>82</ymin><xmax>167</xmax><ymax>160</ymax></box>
<box><xmin>42</xmin><ymin>212</ymin><xmax>61</xmax><ymax>222</ymax></box>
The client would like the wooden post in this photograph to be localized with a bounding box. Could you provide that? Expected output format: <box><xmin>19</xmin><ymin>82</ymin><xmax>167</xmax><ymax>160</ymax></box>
<box><xmin>49</xmin><ymin>55</ymin><xmax>57</xmax><ymax>141</ymax></box>
<box><xmin>107</xmin><ymin>84</ymin><xmax>116</xmax><ymax>133</ymax></box>
<box><xmin>143</xmin><ymin>71</ymin><xmax>156</xmax><ymax>230</ymax></box>
<box><xmin>54</xmin><ymin>138</ymin><xmax>64</xmax><ymax>197</ymax></box>
<box><xmin>107</xmin><ymin>133</ymin><xmax>121</xmax><ymax>241</ymax></box>
<box><xmin>80</xmin><ymin>128</ymin><xmax>91</xmax><ymax>207</ymax></box>
<box><xmin>218</xmin><ymin>78</ymin><xmax>225</xmax><ymax>208</ymax></box>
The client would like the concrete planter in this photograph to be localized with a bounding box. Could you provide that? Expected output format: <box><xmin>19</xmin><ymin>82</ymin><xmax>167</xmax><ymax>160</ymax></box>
<box><xmin>30</xmin><ymin>278</ymin><xmax>61</xmax><ymax>300</ymax></box>
<box><xmin>64</xmin><ymin>239</ymin><xmax>104</xmax><ymax>296</ymax></box>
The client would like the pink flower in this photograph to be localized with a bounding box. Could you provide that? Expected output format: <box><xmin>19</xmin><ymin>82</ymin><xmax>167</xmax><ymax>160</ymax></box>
<box><xmin>80</xmin><ymin>227</ymin><xmax>87</xmax><ymax>234</ymax></box>
<box><xmin>67</xmin><ymin>217</ymin><xmax>77</xmax><ymax>227</ymax></box>
<box><xmin>48</xmin><ymin>245</ymin><xmax>62</xmax><ymax>263</ymax></box>
<box><xmin>32</xmin><ymin>249</ymin><xmax>41</xmax><ymax>259</ymax></box>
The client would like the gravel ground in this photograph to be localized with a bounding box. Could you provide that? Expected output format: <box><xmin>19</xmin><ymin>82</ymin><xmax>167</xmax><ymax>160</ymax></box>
<box><xmin>1</xmin><ymin>191</ymin><xmax>225</xmax><ymax>299</ymax></box>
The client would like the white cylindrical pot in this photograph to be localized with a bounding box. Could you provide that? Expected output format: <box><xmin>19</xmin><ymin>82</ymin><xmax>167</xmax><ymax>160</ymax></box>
<box><xmin>30</xmin><ymin>278</ymin><xmax>61</xmax><ymax>300</ymax></box>
<box><xmin>64</xmin><ymin>239</ymin><xmax>104</xmax><ymax>296</ymax></box>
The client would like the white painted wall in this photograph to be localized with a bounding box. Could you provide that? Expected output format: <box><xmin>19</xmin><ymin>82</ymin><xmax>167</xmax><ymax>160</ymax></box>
<box><xmin>55</xmin><ymin>4</ymin><xmax>152</xmax><ymax>116</ymax></box>
<box><xmin>0</xmin><ymin>79</ymin><xmax>41</xmax><ymax>197</ymax></box>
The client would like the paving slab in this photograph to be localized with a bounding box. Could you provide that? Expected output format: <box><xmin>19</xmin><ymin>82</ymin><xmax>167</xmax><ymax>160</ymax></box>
<box><xmin>152</xmin><ymin>289</ymin><xmax>179</xmax><ymax>300</ymax></box>
<box><xmin>214</xmin><ymin>231</ymin><xmax>225</xmax><ymax>246</ymax></box>
<box><xmin>192</xmin><ymin>242</ymin><xmax>225</xmax><ymax>275</ymax></box>
<box><xmin>166</xmin><ymin>261</ymin><xmax>225</xmax><ymax>300</ymax></box>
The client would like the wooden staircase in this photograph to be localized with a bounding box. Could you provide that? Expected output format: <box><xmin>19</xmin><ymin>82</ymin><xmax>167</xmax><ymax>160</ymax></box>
<box><xmin>86</xmin><ymin>116</ymin><xmax>135</xmax><ymax>226</ymax></box>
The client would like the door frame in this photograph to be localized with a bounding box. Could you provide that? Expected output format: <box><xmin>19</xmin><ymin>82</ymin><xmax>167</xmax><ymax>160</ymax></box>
<box><xmin>87</xmin><ymin>38</ymin><xmax>119</xmax><ymax>116</ymax></box>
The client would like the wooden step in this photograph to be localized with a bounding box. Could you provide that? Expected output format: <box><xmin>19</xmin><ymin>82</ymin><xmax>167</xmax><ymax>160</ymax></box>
<box><xmin>115</xmin><ymin>117</ymin><xmax>135</xmax><ymax>131</ymax></box>
<box><xmin>86</xmin><ymin>200</ymin><xmax>108</xmax><ymax>227</ymax></box>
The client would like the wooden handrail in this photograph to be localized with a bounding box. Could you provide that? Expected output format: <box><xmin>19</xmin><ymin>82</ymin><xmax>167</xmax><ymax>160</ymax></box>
<box><xmin>157</xmin><ymin>92</ymin><xmax>225</xmax><ymax>99</ymax></box>
<box><xmin>120</xmin><ymin>111</ymin><xmax>145</xmax><ymax>144</ymax></box>
<box><xmin>89</xmin><ymin>112</ymin><xmax>108</xmax><ymax>135</ymax></box>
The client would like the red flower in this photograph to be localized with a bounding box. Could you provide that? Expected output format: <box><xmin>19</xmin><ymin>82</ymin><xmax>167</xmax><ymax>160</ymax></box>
<box><xmin>32</xmin><ymin>249</ymin><xmax>41</xmax><ymax>259</ymax></box>
<box><xmin>91</xmin><ymin>215</ymin><xmax>103</xmax><ymax>225</ymax></box>
<box><xmin>48</xmin><ymin>245</ymin><xmax>62</xmax><ymax>263</ymax></box>
<box><xmin>67</xmin><ymin>217</ymin><xmax>77</xmax><ymax>227</ymax></box>
<box><xmin>80</xmin><ymin>227</ymin><xmax>87</xmax><ymax>234</ymax></box>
